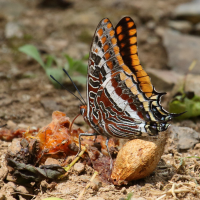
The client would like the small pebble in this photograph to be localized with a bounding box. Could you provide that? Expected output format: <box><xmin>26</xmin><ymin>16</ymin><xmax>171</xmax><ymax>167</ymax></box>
<box><xmin>4</xmin><ymin>182</ymin><xmax>16</xmax><ymax>193</ymax></box>
<box><xmin>0</xmin><ymin>193</ymin><xmax>5</xmax><ymax>200</ymax></box>
<box><xmin>6</xmin><ymin>120</ymin><xmax>17</xmax><ymax>129</ymax></box>
<box><xmin>121</xmin><ymin>187</ymin><xmax>127</xmax><ymax>194</ymax></box>
<box><xmin>41</xmin><ymin>180</ymin><xmax>57</xmax><ymax>189</ymax></box>
<box><xmin>79</xmin><ymin>175</ymin><xmax>90</xmax><ymax>182</ymax></box>
<box><xmin>44</xmin><ymin>158</ymin><xmax>60</xmax><ymax>165</ymax></box>
<box><xmin>7</xmin><ymin>182</ymin><xmax>16</xmax><ymax>188</ymax></box>
<box><xmin>0</xmin><ymin>167</ymin><xmax>8</xmax><ymax>180</ymax></box>
<box><xmin>194</xmin><ymin>143</ymin><xmax>200</xmax><ymax>149</ymax></box>
<box><xmin>5</xmin><ymin>195</ymin><xmax>15</xmax><ymax>200</ymax></box>
<box><xmin>16</xmin><ymin>186</ymin><xmax>29</xmax><ymax>194</ymax></box>
<box><xmin>90</xmin><ymin>178</ymin><xmax>102</xmax><ymax>191</ymax></box>
<box><xmin>6</xmin><ymin>174</ymin><xmax>16</xmax><ymax>182</ymax></box>
<box><xmin>18</xmin><ymin>195</ymin><xmax>26</xmax><ymax>200</ymax></box>
<box><xmin>74</xmin><ymin>163</ymin><xmax>85</xmax><ymax>174</ymax></box>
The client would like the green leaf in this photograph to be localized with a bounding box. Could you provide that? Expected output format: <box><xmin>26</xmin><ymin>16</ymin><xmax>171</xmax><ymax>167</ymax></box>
<box><xmin>46</xmin><ymin>68</ymin><xmax>64</xmax><ymax>87</ymax></box>
<box><xmin>169</xmin><ymin>95</ymin><xmax>200</xmax><ymax>120</ymax></box>
<box><xmin>45</xmin><ymin>55</ymin><xmax>56</xmax><ymax>68</ymax></box>
<box><xmin>64</xmin><ymin>54</ymin><xmax>74</xmax><ymax>68</ymax></box>
<box><xmin>72</xmin><ymin>61</ymin><xmax>88</xmax><ymax>75</ymax></box>
<box><xmin>19</xmin><ymin>45</ymin><xmax>45</xmax><ymax>69</ymax></box>
<box><xmin>82</xmin><ymin>53</ymin><xmax>89</xmax><ymax>60</ymax></box>
<box><xmin>126</xmin><ymin>193</ymin><xmax>133</xmax><ymax>200</ymax></box>
<box><xmin>70</xmin><ymin>75</ymin><xmax>87</xmax><ymax>85</ymax></box>
<box><xmin>64</xmin><ymin>63</ymin><xmax>69</xmax><ymax>71</ymax></box>
<box><xmin>65</xmin><ymin>54</ymin><xmax>88</xmax><ymax>75</ymax></box>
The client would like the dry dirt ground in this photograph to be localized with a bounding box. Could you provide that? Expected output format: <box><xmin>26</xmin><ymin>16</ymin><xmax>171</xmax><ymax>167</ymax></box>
<box><xmin>0</xmin><ymin>0</ymin><xmax>200</xmax><ymax>199</ymax></box>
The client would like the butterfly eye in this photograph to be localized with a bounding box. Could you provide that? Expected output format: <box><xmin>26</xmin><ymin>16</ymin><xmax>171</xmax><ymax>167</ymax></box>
<box><xmin>80</xmin><ymin>108</ymin><xmax>85</xmax><ymax>115</ymax></box>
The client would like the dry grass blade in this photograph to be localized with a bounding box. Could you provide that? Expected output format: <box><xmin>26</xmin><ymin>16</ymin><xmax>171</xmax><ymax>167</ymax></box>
<box><xmin>64</xmin><ymin>145</ymin><xmax>87</xmax><ymax>171</ymax></box>
<box><xmin>58</xmin><ymin>145</ymin><xmax>87</xmax><ymax>179</ymax></box>
<box><xmin>155</xmin><ymin>181</ymin><xmax>199</xmax><ymax>200</ymax></box>
<box><xmin>155</xmin><ymin>194</ymin><xmax>166</xmax><ymax>200</ymax></box>
<box><xmin>77</xmin><ymin>171</ymin><xmax>98</xmax><ymax>200</ymax></box>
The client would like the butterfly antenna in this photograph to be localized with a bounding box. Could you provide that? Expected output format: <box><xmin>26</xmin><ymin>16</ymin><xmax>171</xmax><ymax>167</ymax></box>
<box><xmin>50</xmin><ymin>75</ymin><xmax>84</xmax><ymax>105</ymax></box>
<box><xmin>63</xmin><ymin>68</ymin><xmax>87</xmax><ymax>105</ymax></box>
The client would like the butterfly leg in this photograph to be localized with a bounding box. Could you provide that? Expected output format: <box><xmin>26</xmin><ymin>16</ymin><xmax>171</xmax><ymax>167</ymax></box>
<box><xmin>75</xmin><ymin>132</ymin><xmax>98</xmax><ymax>158</ymax></box>
<box><xmin>93</xmin><ymin>134</ymin><xmax>98</xmax><ymax>142</ymax></box>
<box><xmin>106</xmin><ymin>138</ymin><xmax>113</xmax><ymax>170</ymax></box>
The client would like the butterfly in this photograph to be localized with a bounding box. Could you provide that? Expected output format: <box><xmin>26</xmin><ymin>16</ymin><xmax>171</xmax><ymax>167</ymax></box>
<box><xmin>51</xmin><ymin>16</ymin><xmax>182</xmax><ymax>168</ymax></box>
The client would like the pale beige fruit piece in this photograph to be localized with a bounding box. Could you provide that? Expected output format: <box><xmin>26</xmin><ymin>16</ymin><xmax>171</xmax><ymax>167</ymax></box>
<box><xmin>111</xmin><ymin>132</ymin><xmax>167</xmax><ymax>184</ymax></box>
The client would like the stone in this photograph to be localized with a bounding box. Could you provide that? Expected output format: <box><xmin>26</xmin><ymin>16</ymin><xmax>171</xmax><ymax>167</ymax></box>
<box><xmin>44</xmin><ymin>158</ymin><xmax>60</xmax><ymax>165</ymax></box>
<box><xmin>90</xmin><ymin>178</ymin><xmax>102</xmax><ymax>191</ymax></box>
<box><xmin>0</xmin><ymin>193</ymin><xmax>6</xmax><ymax>200</ymax></box>
<box><xmin>172</xmin><ymin>74</ymin><xmax>200</xmax><ymax>97</ymax></box>
<box><xmin>174</xmin><ymin>0</ymin><xmax>200</xmax><ymax>24</ymax></box>
<box><xmin>0</xmin><ymin>167</ymin><xmax>8</xmax><ymax>180</ymax></box>
<box><xmin>185</xmin><ymin>74</ymin><xmax>200</xmax><ymax>96</ymax></box>
<box><xmin>168</xmin><ymin>126</ymin><xmax>200</xmax><ymax>151</ymax></box>
<box><xmin>5</xmin><ymin>22</ymin><xmax>23</xmax><ymax>38</ymax></box>
<box><xmin>74</xmin><ymin>163</ymin><xmax>85</xmax><ymax>174</ymax></box>
<box><xmin>7</xmin><ymin>138</ymin><xmax>21</xmax><ymax>155</ymax></box>
<box><xmin>162</xmin><ymin>29</ymin><xmax>200</xmax><ymax>75</ymax></box>
<box><xmin>146</xmin><ymin>68</ymin><xmax>183</xmax><ymax>92</ymax></box>
<box><xmin>6</xmin><ymin>120</ymin><xmax>17</xmax><ymax>129</ymax></box>
<box><xmin>168</xmin><ymin>20</ymin><xmax>193</xmax><ymax>33</ymax></box>
<box><xmin>16</xmin><ymin>186</ymin><xmax>29</xmax><ymax>194</ymax></box>
<box><xmin>18</xmin><ymin>195</ymin><xmax>26</xmax><ymax>200</ymax></box>
<box><xmin>121</xmin><ymin>187</ymin><xmax>127</xmax><ymax>194</ymax></box>
<box><xmin>194</xmin><ymin>143</ymin><xmax>200</xmax><ymax>149</ymax></box>
<box><xmin>4</xmin><ymin>182</ymin><xmax>16</xmax><ymax>193</ymax></box>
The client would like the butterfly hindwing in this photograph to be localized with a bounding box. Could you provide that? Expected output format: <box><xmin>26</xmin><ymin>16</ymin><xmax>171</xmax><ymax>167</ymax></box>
<box><xmin>115</xmin><ymin>17</ymin><xmax>154</xmax><ymax>98</ymax></box>
<box><xmin>115</xmin><ymin>17</ymin><xmax>172</xmax><ymax>127</ymax></box>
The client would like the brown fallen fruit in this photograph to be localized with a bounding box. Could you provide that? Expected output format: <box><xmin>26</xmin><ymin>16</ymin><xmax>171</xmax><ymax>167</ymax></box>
<box><xmin>111</xmin><ymin>132</ymin><xmax>167</xmax><ymax>185</ymax></box>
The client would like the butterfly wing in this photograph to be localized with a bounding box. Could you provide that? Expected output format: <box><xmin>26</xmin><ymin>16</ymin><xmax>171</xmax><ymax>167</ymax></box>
<box><xmin>86</xmin><ymin>18</ymin><xmax>147</xmax><ymax>138</ymax></box>
<box><xmin>114</xmin><ymin>17</ymin><xmax>175</xmax><ymax>132</ymax></box>
<box><xmin>86</xmin><ymin>17</ymin><xmax>172</xmax><ymax>139</ymax></box>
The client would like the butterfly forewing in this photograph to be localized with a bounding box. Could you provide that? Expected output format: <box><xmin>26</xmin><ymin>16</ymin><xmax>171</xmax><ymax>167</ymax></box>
<box><xmin>87</xmin><ymin>18</ymin><xmax>146</xmax><ymax>138</ymax></box>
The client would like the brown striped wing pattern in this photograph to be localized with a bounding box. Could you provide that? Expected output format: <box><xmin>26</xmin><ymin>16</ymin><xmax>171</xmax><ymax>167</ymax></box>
<box><xmin>82</xmin><ymin>17</ymin><xmax>175</xmax><ymax>139</ymax></box>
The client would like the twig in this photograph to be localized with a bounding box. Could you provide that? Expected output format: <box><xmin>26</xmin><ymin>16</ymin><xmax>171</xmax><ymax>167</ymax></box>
<box><xmin>77</xmin><ymin>171</ymin><xmax>98</xmax><ymax>200</ymax></box>
<box><xmin>171</xmin><ymin>183</ymin><xmax>176</xmax><ymax>199</ymax></box>
<box><xmin>64</xmin><ymin>145</ymin><xmax>87</xmax><ymax>172</ymax></box>
<box><xmin>59</xmin><ymin>145</ymin><xmax>87</xmax><ymax>179</ymax></box>
<box><xmin>155</xmin><ymin>194</ymin><xmax>166</xmax><ymax>200</ymax></box>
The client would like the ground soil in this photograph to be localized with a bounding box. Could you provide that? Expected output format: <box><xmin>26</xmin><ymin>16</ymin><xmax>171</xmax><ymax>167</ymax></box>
<box><xmin>0</xmin><ymin>0</ymin><xmax>200</xmax><ymax>199</ymax></box>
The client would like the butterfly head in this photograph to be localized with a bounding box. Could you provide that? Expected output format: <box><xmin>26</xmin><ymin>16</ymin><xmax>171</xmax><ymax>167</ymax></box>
<box><xmin>80</xmin><ymin>105</ymin><xmax>87</xmax><ymax>119</ymax></box>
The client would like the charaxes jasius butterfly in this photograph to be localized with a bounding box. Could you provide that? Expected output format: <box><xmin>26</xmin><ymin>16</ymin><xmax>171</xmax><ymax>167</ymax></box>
<box><xmin>51</xmin><ymin>16</ymin><xmax>182</xmax><ymax>168</ymax></box>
